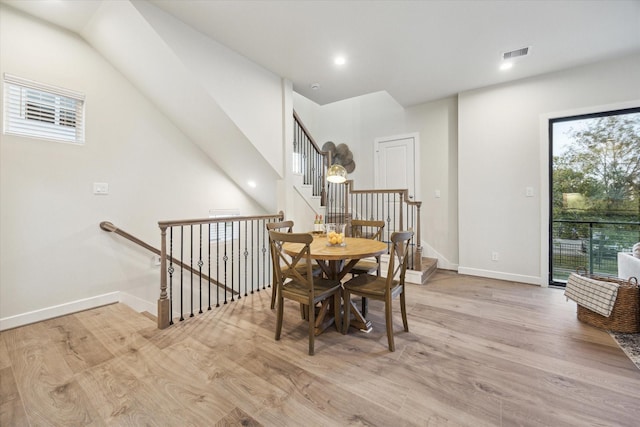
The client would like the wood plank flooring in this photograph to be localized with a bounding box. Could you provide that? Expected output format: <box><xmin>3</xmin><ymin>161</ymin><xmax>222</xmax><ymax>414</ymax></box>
<box><xmin>1</xmin><ymin>270</ymin><xmax>639</xmax><ymax>426</ymax></box>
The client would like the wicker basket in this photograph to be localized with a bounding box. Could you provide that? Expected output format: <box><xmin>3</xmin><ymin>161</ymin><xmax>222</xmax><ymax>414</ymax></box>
<box><xmin>574</xmin><ymin>271</ymin><xmax>639</xmax><ymax>333</ymax></box>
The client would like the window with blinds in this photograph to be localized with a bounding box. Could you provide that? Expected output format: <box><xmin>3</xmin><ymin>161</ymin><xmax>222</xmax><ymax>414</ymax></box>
<box><xmin>209</xmin><ymin>209</ymin><xmax>240</xmax><ymax>242</ymax></box>
<box><xmin>3</xmin><ymin>74</ymin><xmax>85</xmax><ymax>144</ymax></box>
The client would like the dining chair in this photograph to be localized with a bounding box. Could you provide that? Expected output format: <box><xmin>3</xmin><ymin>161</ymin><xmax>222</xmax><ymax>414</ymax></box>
<box><xmin>342</xmin><ymin>230</ymin><xmax>414</xmax><ymax>352</ymax></box>
<box><xmin>269</xmin><ymin>230</ymin><xmax>342</xmax><ymax>355</ymax></box>
<box><xmin>349</xmin><ymin>219</ymin><xmax>385</xmax><ymax>316</ymax></box>
<box><xmin>266</xmin><ymin>220</ymin><xmax>320</xmax><ymax>309</ymax></box>
<box><xmin>349</xmin><ymin>219</ymin><xmax>386</xmax><ymax>275</ymax></box>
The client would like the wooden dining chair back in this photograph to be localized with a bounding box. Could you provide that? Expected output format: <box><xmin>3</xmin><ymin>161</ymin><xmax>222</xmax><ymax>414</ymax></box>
<box><xmin>268</xmin><ymin>230</ymin><xmax>342</xmax><ymax>355</ymax></box>
<box><xmin>266</xmin><ymin>220</ymin><xmax>295</xmax><ymax>309</ymax></box>
<box><xmin>343</xmin><ymin>230</ymin><xmax>414</xmax><ymax>351</ymax></box>
<box><xmin>349</xmin><ymin>219</ymin><xmax>386</xmax><ymax>276</ymax></box>
<box><xmin>266</xmin><ymin>220</ymin><xmax>322</xmax><ymax>309</ymax></box>
<box><xmin>349</xmin><ymin>220</ymin><xmax>386</xmax><ymax>317</ymax></box>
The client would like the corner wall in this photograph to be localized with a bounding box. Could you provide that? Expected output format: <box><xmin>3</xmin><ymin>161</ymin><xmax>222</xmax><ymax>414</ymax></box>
<box><xmin>294</xmin><ymin>53</ymin><xmax>640</xmax><ymax>282</ymax></box>
<box><xmin>0</xmin><ymin>6</ymin><xmax>264</xmax><ymax>329</ymax></box>
<box><xmin>458</xmin><ymin>53</ymin><xmax>640</xmax><ymax>284</ymax></box>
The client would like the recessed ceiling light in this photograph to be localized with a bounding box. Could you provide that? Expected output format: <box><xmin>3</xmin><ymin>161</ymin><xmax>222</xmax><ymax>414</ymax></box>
<box><xmin>500</xmin><ymin>62</ymin><xmax>513</xmax><ymax>71</ymax></box>
<box><xmin>334</xmin><ymin>56</ymin><xmax>346</xmax><ymax>66</ymax></box>
<box><xmin>310</xmin><ymin>82</ymin><xmax>320</xmax><ymax>90</ymax></box>
<box><xmin>247</xmin><ymin>180</ymin><xmax>257</xmax><ymax>188</ymax></box>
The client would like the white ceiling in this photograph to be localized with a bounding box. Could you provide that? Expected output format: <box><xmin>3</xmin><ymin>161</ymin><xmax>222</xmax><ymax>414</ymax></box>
<box><xmin>4</xmin><ymin>0</ymin><xmax>640</xmax><ymax>107</ymax></box>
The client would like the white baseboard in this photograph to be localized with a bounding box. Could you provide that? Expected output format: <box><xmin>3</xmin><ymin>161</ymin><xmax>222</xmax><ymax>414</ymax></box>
<box><xmin>0</xmin><ymin>291</ymin><xmax>157</xmax><ymax>331</ymax></box>
<box><xmin>0</xmin><ymin>292</ymin><xmax>120</xmax><ymax>331</ymax></box>
<box><xmin>119</xmin><ymin>292</ymin><xmax>156</xmax><ymax>314</ymax></box>
<box><xmin>420</xmin><ymin>241</ymin><xmax>458</xmax><ymax>271</ymax></box>
<box><xmin>457</xmin><ymin>266</ymin><xmax>543</xmax><ymax>286</ymax></box>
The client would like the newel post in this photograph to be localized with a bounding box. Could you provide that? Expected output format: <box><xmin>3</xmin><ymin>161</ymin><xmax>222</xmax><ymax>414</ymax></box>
<box><xmin>414</xmin><ymin>202</ymin><xmax>423</xmax><ymax>270</ymax></box>
<box><xmin>157</xmin><ymin>225</ymin><xmax>170</xmax><ymax>329</ymax></box>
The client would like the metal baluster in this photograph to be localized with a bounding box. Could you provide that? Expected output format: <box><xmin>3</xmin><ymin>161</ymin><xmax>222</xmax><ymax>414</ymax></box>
<box><xmin>190</xmin><ymin>225</ymin><xmax>194</xmax><ymax>317</ymax></box>
<box><xmin>250</xmin><ymin>220</ymin><xmax>255</xmax><ymax>294</ymax></box>
<box><xmin>180</xmin><ymin>226</ymin><xmax>184</xmax><ymax>321</ymax></box>
<box><xmin>232</xmin><ymin>221</ymin><xmax>237</xmax><ymax>301</ymax></box>
<box><xmin>262</xmin><ymin>219</ymin><xmax>268</xmax><ymax>290</ymax></box>
<box><xmin>198</xmin><ymin>224</ymin><xmax>203</xmax><ymax>314</ymax></box>
<box><xmin>208</xmin><ymin>223</ymin><xmax>212</xmax><ymax>311</ymax></box>
<box><xmin>169</xmin><ymin>227</ymin><xmax>174</xmax><ymax>325</ymax></box>
<box><xmin>224</xmin><ymin>221</ymin><xmax>229</xmax><ymax>303</ymax></box>
<box><xmin>244</xmin><ymin>221</ymin><xmax>249</xmax><ymax>297</ymax></box>
<box><xmin>217</xmin><ymin>222</ymin><xmax>222</xmax><ymax>307</ymax></box>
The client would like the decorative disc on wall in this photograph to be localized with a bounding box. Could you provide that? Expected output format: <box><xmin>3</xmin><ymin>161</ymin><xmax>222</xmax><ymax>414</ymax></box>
<box><xmin>322</xmin><ymin>141</ymin><xmax>356</xmax><ymax>173</ymax></box>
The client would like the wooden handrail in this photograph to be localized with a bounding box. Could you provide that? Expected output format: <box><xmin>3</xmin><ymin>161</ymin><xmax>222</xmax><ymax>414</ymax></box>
<box><xmin>293</xmin><ymin>110</ymin><xmax>330</xmax><ymax>205</ymax></box>
<box><xmin>99</xmin><ymin>221</ymin><xmax>237</xmax><ymax>295</ymax></box>
<box><xmin>293</xmin><ymin>110</ymin><xmax>322</xmax><ymax>153</ymax></box>
<box><xmin>158</xmin><ymin>213</ymin><xmax>286</xmax><ymax>228</ymax></box>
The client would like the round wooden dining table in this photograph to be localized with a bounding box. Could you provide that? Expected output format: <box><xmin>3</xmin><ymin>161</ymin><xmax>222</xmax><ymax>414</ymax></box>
<box><xmin>283</xmin><ymin>234</ymin><xmax>387</xmax><ymax>332</ymax></box>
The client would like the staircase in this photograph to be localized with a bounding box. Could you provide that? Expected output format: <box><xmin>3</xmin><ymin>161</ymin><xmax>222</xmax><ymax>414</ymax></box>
<box><xmin>293</xmin><ymin>111</ymin><xmax>437</xmax><ymax>285</ymax></box>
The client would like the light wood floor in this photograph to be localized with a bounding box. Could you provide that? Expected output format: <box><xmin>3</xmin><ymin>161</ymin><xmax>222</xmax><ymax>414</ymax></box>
<box><xmin>2</xmin><ymin>270</ymin><xmax>639</xmax><ymax>426</ymax></box>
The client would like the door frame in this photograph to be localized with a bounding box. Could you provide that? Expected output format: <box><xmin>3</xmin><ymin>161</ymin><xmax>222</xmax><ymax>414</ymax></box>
<box><xmin>373</xmin><ymin>132</ymin><xmax>421</xmax><ymax>201</ymax></box>
<box><xmin>539</xmin><ymin>100</ymin><xmax>639</xmax><ymax>288</ymax></box>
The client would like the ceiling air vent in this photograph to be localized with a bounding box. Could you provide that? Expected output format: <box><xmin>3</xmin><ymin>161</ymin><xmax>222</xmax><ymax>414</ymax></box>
<box><xmin>502</xmin><ymin>47</ymin><xmax>530</xmax><ymax>60</ymax></box>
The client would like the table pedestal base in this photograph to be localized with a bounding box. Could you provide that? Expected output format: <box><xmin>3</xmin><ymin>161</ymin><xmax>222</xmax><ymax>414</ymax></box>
<box><xmin>346</xmin><ymin>300</ymin><xmax>372</xmax><ymax>333</ymax></box>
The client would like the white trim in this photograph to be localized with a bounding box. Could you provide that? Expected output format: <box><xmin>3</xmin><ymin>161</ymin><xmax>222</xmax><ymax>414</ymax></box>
<box><xmin>420</xmin><ymin>240</ymin><xmax>458</xmax><ymax>271</ymax></box>
<box><xmin>458</xmin><ymin>266</ymin><xmax>542</xmax><ymax>286</ymax></box>
<box><xmin>0</xmin><ymin>291</ymin><xmax>159</xmax><ymax>331</ymax></box>
<box><xmin>373</xmin><ymin>132</ymin><xmax>421</xmax><ymax>201</ymax></box>
<box><xmin>4</xmin><ymin>73</ymin><xmax>85</xmax><ymax>100</ymax></box>
<box><xmin>119</xmin><ymin>292</ymin><xmax>156</xmax><ymax>314</ymax></box>
<box><xmin>0</xmin><ymin>292</ymin><xmax>120</xmax><ymax>331</ymax></box>
<box><xmin>539</xmin><ymin>99</ymin><xmax>640</xmax><ymax>288</ymax></box>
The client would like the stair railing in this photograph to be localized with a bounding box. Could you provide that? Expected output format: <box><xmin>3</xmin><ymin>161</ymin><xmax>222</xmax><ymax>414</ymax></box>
<box><xmin>157</xmin><ymin>212</ymin><xmax>284</xmax><ymax>329</ymax></box>
<box><xmin>292</xmin><ymin>112</ymin><xmax>423</xmax><ymax>270</ymax></box>
<box><xmin>337</xmin><ymin>181</ymin><xmax>422</xmax><ymax>271</ymax></box>
<box><xmin>100</xmin><ymin>221</ymin><xmax>230</xmax><ymax>294</ymax></box>
<box><xmin>293</xmin><ymin>110</ymin><xmax>330</xmax><ymax>206</ymax></box>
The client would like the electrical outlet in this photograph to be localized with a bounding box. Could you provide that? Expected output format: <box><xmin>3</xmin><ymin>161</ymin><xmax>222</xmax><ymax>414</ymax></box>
<box><xmin>153</xmin><ymin>255</ymin><xmax>161</xmax><ymax>266</ymax></box>
<box><xmin>93</xmin><ymin>182</ymin><xmax>109</xmax><ymax>195</ymax></box>
<box><xmin>491</xmin><ymin>251</ymin><xmax>499</xmax><ymax>261</ymax></box>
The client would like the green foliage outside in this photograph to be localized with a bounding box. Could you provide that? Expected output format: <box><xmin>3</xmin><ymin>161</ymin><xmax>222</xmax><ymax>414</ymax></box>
<box><xmin>552</xmin><ymin>111</ymin><xmax>640</xmax><ymax>278</ymax></box>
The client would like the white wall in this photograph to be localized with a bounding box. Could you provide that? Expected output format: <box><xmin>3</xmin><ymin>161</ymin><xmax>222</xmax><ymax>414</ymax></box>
<box><xmin>131</xmin><ymin>0</ymin><xmax>285</xmax><ymax>177</ymax></box>
<box><xmin>0</xmin><ymin>6</ymin><xmax>264</xmax><ymax>328</ymax></box>
<box><xmin>293</xmin><ymin>92</ymin><xmax>459</xmax><ymax>269</ymax></box>
<box><xmin>406</xmin><ymin>97</ymin><xmax>459</xmax><ymax>269</ymax></box>
<box><xmin>294</xmin><ymin>91</ymin><xmax>406</xmax><ymax>189</ymax></box>
<box><xmin>294</xmin><ymin>53</ymin><xmax>640</xmax><ymax>281</ymax></box>
<box><xmin>458</xmin><ymin>53</ymin><xmax>640</xmax><ymax>285</ymax></box>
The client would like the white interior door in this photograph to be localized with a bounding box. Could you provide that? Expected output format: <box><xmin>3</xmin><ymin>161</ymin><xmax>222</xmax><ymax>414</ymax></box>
<box><xmin>374</xmin><ymin>134</ymin><xmax>418</xmax><ymax>200</ymax></box>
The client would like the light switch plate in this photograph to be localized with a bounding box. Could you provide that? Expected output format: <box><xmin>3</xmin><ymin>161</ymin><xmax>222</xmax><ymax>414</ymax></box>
<box><xmin>93</xmin><ymin>182</ymin><xmax>109</xmax><ymax>195</ymax></box>
<box><xmin>525</xmin><ymin>186</ymin><xmax>534</xmax><ymax>197</ymax></box>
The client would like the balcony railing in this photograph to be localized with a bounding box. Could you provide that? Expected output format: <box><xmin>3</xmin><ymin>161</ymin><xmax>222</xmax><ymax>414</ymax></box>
<box><xmin>551</xmin><ymin>219</ymin><xmax>640</xmax><ymax>283</ymax></box>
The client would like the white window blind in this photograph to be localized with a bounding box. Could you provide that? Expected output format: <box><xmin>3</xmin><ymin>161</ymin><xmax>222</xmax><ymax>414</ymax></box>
<box><xmin>3</xmin><ymin>73</ymin><xmax>85</xmax><ymax>144</ymax></box>
<box><xmin>209</xmin><ymin>209</ymin><xmax>240</xmax><ymax>242</ymax></box>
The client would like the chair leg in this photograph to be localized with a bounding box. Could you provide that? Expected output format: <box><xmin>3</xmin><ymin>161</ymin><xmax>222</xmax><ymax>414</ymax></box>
<box><xmin>400</xmin><ymin>287</ymin><xmax>409</xmax><ymax>332</ymax></box>
<box><xmin>333</xmin><ymin>293</ymin><xmax>342</xmax><ymax>332</ymax></box>
<box><xmin>342</xmin><ymin>289</ymin><xmax>351</xmax><ymax>334</ymax></box>
<box><xmin>270</xmin><ymin>282</ymin><xmax>277</xmax><ymax>310</ymax></box>
<box><xmin>275</xmin><ymin>291</ymin><xmax>284</xmax><ymax>341</ymax></box>
<box><xmin>308</xmin><ymin>298</ymin><xmax>315</xmax><ymax>356</ymax></box>
<box><xmin>385</xmin><ymin>297</ymin><xmax>395</xmax><ymax>352</ymax></box>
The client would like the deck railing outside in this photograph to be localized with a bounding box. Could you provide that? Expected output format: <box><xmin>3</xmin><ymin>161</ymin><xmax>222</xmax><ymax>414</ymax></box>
<box><xmin>551</xmin><ymin>219</ymin><xmax>640</xmax><ymax>282</ymax></box>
